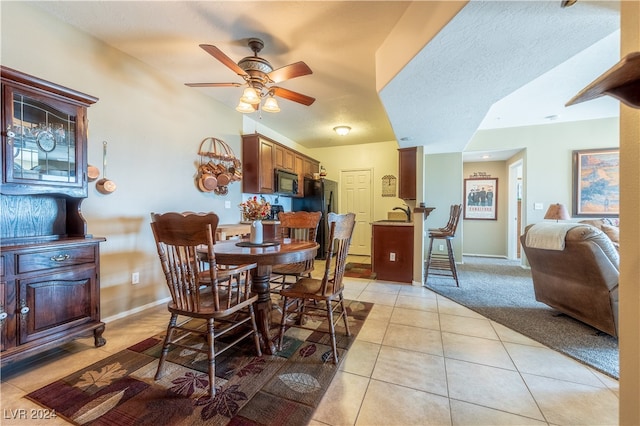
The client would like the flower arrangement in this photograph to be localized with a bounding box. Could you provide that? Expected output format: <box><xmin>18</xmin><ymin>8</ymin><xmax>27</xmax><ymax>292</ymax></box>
<box><xmin>239</xmin><ymin>196</ymin><xmax>271</xmax><ymax>221</ymax></box>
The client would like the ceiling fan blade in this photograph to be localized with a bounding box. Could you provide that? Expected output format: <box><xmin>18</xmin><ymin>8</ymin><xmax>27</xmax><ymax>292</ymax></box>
<box><xmin>199</xmin><ymin>44</ymin><xmax>248</xmax><ymax>77</ymax></box>
<box><xmin>268</xmin><ymin>61</ymin><xmax>313</xmax><ymax>83</ymax></box>
<box><xmin>271</xmin><ymin>87</ymin><xmax>315</xmax><ymax>106</ymax></box>
<box><xmin>185</xmin><ymin>82</ymin><xmax>243</xmax><ymax>88</ymax></box>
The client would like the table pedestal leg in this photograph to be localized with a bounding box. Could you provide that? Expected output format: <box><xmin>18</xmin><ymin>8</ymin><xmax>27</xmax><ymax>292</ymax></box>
<box><xmin>252</xmin><ymin>266</ymin><xmax>276</xmax><ymax>355</ymax></box>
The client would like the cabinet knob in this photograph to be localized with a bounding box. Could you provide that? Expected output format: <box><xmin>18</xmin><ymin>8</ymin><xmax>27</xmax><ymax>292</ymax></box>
<box><xmin>20</xmin><ymin>306</ymin><xmax>30</xmax><ymax>315</ymax></box>
<box><xmin>0</xmin><ymin>312</ymin><xmax>7</xmax><ymax>321</ymax></box>
<box><xmin>50</xmin><ymin>254</ymin><xmax>70</xmax><ymax>262</ymax></box>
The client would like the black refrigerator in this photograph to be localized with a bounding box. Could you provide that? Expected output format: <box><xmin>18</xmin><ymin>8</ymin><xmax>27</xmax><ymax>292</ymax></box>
<box><xmin>291</xmin><ymin>178</ymin><xmax>338</xmax><ymax>259</ymax></box>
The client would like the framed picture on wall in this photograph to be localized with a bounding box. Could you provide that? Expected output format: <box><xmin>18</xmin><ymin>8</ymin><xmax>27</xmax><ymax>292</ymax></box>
<box><xmin>573</xmin><ymin>148</ymin><xmax>619</xmax><ymax>217</ymax></box>
<box><xmin>464</xmin><ymin>177</ymin><xmax>498</xmax><ymax>220</ymax></box>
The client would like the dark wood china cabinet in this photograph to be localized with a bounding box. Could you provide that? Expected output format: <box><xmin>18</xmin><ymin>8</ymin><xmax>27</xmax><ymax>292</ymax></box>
<box><xmin>1</xmin><ymin>66</ymin><xmax>105</xmax><ymax>367</ymax></box>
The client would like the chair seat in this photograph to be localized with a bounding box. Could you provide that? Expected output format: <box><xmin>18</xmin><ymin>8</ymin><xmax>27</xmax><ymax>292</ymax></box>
<box><xmin>428</xmin><ymin>231</ymin><xmax>454</xmax><ymax>239</ymax></box>
<box><xmin>272</xmin><ymin>262</ymin><xmax>312</xmax><ymax>276</ymax></box>
<box><xmin>280</xmin><ymin>277</ymin><xmax>334</xmax><ymax>300</ymax></box>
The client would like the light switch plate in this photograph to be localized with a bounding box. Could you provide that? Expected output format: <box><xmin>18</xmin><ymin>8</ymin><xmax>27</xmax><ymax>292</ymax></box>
<box><xmin>534</xmin><ymin>202</ymin><xmax>543</xmax><ymax>210</ymax></box>
<box><xmin>225</xmin><ymin>201</ymin><xmax>231</xmax><ymax>209</ymax></box>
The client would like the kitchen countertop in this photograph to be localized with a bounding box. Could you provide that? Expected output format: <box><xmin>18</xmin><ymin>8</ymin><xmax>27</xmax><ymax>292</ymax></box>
<box><xmin>371</xmin><ymin>221</ymin><xmax>414</xmax><ymax>227</ymax></box>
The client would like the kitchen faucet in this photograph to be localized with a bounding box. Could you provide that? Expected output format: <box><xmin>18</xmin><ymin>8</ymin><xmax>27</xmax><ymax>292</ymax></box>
<box><xmin>393</xmin><ymin>204</ymin><xmax>411</xmax><ymax>222</ymax></box>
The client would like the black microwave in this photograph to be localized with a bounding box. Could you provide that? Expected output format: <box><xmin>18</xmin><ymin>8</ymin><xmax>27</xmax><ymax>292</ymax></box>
<box><xmin>275</xmin><ymin>169</ymin><xmax>298</xmax><ymax>195</ymax></box>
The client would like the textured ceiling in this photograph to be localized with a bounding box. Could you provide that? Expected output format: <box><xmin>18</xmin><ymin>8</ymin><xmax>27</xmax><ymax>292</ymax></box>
<box><xmin>31</xmin><ymin>1</ymin><xmax>620</xmax><ymax>154</ymax></box>
<box><xmin>381</xmin><ymin>0</ymin><xmax>620</xmax><ymax>153</ymax></box>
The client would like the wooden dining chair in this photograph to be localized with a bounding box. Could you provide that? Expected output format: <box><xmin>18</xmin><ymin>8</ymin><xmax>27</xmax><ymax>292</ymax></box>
<box><xmin>150</xmin><ymin>212</ymin><xmax>262</xmax><ymax>398</ymax></box>
<box><xmin>425</xmin><ymin>204</ymin><xmax>462</xmax><ymax>287</ymax></box>
<box><xmin>270</xmin><ymin>211</ymin><xmax>322</xmax><ymax>291</ymax></box>
<box><xmin>277</xmin><ymin>212</ymin><xmax>356</xmax><ymax>364</ymax></box>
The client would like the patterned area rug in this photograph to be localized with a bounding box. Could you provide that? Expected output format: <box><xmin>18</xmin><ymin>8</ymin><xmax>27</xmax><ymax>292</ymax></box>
<box><xmin>344</xmin><ymin>263</ymin><xmax>377</xmax><ymax>279</ymax></box>
<box><xmin>26</xmin><ymin>300</ymin><xmax>373</xmax><ymax>425</ymax></box>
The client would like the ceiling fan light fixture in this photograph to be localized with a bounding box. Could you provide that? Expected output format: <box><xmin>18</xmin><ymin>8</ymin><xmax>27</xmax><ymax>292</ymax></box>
<box><xmin>262</xmin><ymin>96</ymin><xmax>280</xmax><ymax>113</ymax></box>
<box><xmin>240</xmin><ymin>86</ymin><xmax>260</xmax><ymax>105</ymax></box>
<box><xmin>333</xmin><ymin>126</ymin><xmax>351</xmax><ymax>136</ymax></box>
<box><xmin>235</xmin><ymin>100</ymin><xmax>254</xmax><ymax>113</ymax></box>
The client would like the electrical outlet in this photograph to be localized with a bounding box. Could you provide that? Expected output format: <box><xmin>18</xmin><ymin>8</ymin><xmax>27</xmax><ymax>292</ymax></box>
<box><xmin>390</xmin><ymin>252</ymin><xmax>396</xmax><ymax>261</ymax></box>
<box><xmin>225</xmin><ymin>201</ymin><xmax>231</xmax><ymax>209</ymax></box>
<box><xmin>131</xmin><ymin>272</ymin><xmax>139</xmax><ymax>284</ymax></box>
<box><xmin>439</xmin><ymin>244</ymin><xmax>444</xmax><ymax>251</ymax></box>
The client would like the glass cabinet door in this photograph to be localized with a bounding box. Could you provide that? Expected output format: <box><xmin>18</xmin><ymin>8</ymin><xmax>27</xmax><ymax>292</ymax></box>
<box><xmin>6</xmin><ymin>88</ymin><xmax>81</xmax><ymax>187</ymax></box>
<box><xmin>3</xmin><ymin>85</ymin><xmax>85</xmax><ymax>196</ymax></box>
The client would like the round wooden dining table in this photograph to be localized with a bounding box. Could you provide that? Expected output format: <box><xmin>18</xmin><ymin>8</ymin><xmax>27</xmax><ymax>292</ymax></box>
<box><xmin>212</xmin><ymin>238</ymin><xmax>319</xmax><ymax>354</ymax></box>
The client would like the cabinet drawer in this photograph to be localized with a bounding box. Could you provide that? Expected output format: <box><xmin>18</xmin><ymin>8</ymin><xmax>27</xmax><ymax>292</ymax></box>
<box><xmin>16</xmin><ymin>246</ymin><xmax>96</xmax><ymax>274</ymax></box>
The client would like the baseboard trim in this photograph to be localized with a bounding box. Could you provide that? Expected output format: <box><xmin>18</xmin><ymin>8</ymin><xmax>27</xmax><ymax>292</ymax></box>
<box><xmin>102</xmin><ymin>297</ymin><xmax>170</xmax><ymax>324</ymax></box>
<box><xmin>462</xmin><ymin>253</ymin><xmax>509</xmax><ymax>259</ymax></box>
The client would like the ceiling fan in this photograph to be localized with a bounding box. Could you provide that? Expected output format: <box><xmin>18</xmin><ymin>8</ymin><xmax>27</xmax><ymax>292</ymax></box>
<box><xmin>186</xmin><ymin>38</ymin><xmax>315</xmax><ymax>113</ymax></box>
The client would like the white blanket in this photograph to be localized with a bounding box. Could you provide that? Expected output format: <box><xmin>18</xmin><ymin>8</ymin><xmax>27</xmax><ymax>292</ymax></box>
<box><xmin>525</xmin><ymin>222</ymin><xmax>581</xmax><ymax>251</ymax></box>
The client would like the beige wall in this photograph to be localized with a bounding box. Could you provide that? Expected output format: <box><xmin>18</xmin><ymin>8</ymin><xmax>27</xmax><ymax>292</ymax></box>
<box><xmin>424</xmin><ymin>153</ymin><xmax>463</xmax><ymax>261</ymax></box>
<box><xmin>309</xmin><ymin>140</ymin><xmax>406</xmax><ymax>221</ymax></box>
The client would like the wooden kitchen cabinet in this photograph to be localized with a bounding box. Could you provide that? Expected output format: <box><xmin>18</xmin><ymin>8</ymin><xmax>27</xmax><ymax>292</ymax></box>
<box><xmin>242</xmin><ymin>132</ymin><xmax>320</xmax><ymax>196</ymax></box>
<box><xmin>303</xmin><ymin>157</ymin><xmax>319</xmax><ymax>178</ymax></box>
<box><xmin>398</xmin><ymin>147</ymin><xmax>417</xmax><ymax>200</ymax></box>
<box><xmin>274</xmin><ymin>143</ymin><xmax>295</xmax><ymax>172</ymax></box>
<box><xmin>242</xmin><ymin>133</ymin><xmax>275</xmax><ymax>194</ymax></box>
<box><xmin>1</xmin><ymin>66</ymin><xmax>105</xmax><ymax>367</ymax></box>
<box><xmin>372</xmin><ymin>223</ymin><xmax>414</xmax><ymax>283</ymax></box>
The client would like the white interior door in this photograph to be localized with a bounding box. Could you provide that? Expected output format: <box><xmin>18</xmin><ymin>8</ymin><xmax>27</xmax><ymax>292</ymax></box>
<box><xmin>340</xmin><ymin>169</ymin><xmax>372</xmax><ymax>256</ymax></box>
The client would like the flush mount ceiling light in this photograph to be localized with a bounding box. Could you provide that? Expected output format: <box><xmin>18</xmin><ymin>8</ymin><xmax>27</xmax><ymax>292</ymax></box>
<box><xmin>333</xmin><ymin>126</ymin><xmax>351</xmax><ymax>136</ymax></box>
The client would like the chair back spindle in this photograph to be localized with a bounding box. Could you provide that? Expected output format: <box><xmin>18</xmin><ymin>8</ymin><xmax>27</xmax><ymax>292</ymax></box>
<box><xmin>320</xmin><ymin>212</ymin><xmax>356</xmax><ymax>296</ymax></box>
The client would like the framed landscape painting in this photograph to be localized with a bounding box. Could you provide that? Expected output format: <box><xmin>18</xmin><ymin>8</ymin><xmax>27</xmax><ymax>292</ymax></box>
<box><xmin>464</xmin><ymin>177</ymin><xmax>498</xmax><ymax>220</ymax></box>
<box><xmin>573</xmin><ymin>148</ymin><xmax>619</xmax><ymax>217</ymax></box>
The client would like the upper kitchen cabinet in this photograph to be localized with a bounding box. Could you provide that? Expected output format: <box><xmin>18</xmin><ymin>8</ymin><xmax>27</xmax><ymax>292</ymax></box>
<box><xmin>398</xmin><ymin>147</ymin><xmax>417</xmax><ymax>200</ymax></box>
<box><xmin>1</xmin><ymin>66</ymin><xmax>98</xmax><ymax>198</ymax></box>
<box><xmin>274</xmin><ymin>143</ymin><xmax>295</xmax><ymax>172</ymax></box>
<box><xmin>303</xmin><ymin>156</ymin><xmax>319</xmax><ymax>178</ymax></box>
<box><xmin>242</xmin><ymin>133</ymin><xmax>275</xmax><ymax>194</ymax></box>
<box><xmin>242</xmin><ymin>132</ymin><xmax>320</xmax><ymax>196</ymax></box>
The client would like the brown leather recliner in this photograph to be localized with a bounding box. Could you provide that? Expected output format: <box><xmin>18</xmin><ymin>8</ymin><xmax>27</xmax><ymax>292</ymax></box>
<box><xmin>521</xmin><ymin>223</ymin><xmax>619</xmax><ymax>337</ymax></box>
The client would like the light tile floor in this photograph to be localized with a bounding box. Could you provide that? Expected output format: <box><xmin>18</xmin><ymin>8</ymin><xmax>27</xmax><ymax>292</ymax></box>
<box><xmin>0</xmin><ymin>256</ymin><xmax>619</xmax><ymax>426</ymax></box>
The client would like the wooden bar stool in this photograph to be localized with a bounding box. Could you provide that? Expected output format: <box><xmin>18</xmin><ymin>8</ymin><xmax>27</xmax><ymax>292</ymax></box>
<box><xmin>425</xmin><ymin>204</ymin><xmax>461</xmax><ymax>286</ymax></box>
